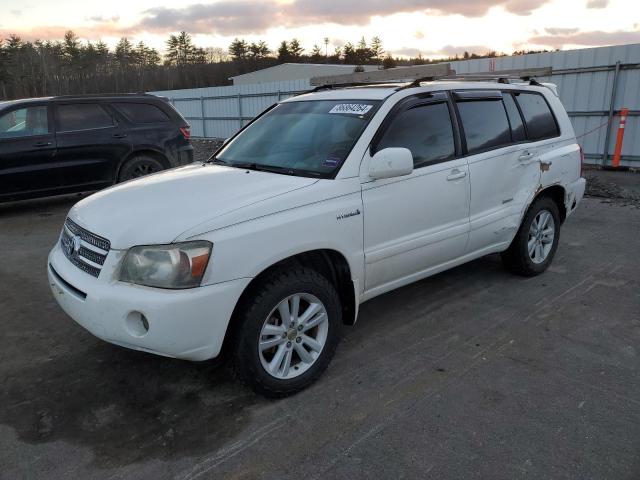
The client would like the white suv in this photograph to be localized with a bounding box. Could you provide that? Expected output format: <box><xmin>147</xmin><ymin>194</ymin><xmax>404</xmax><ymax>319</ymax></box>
<box><xmin>48</xmin><ymin>80</ymin><xmax>586</xmax><ymax>396</ymax></box>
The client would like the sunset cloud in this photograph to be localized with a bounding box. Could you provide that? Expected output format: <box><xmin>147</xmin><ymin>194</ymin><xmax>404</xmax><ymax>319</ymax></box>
<box><xmin>530</xmin><ymin>29</ymin><xmax>640</xmax><ymax>48</ymax></box>
<box><xmin>132</xmin><ymin>0</ymin><xmax>553</xmax><ymax>36</ymax></box>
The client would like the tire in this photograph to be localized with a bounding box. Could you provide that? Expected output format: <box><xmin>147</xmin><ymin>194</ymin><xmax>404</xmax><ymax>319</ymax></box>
<box><xmin>118</xmin><ymin>155</ymin><xmax>165</xmax><ymax>182</ymax></box>
<box><xmin>501</xmin><ymin>196</ymin><xmax>561</xmax><ymax>277</ymax></box>
<box><xmin>231</xmin><ymin>267</ymin><xmax>342</xmax><ymax>397</ymax></box>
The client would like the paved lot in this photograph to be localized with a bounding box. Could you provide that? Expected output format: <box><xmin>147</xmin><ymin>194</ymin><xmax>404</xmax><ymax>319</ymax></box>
<box><xmin>1</xmin><ymin>192</ymin><xmax>639</xmax><ymax>480</ymax></box>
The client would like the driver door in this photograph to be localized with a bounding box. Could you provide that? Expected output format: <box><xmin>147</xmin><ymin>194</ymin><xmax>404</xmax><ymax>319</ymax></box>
<box><xmin>361</xmin><ymin>94</ymin><xmax>471</xmax><ymax>296</ymax></box>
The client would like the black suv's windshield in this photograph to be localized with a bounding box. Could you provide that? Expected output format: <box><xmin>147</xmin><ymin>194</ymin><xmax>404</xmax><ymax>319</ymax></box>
<box><xmin>213</xmin><ymin>100</ymin><xmax>381</xmax><ymax>178</ymax></box>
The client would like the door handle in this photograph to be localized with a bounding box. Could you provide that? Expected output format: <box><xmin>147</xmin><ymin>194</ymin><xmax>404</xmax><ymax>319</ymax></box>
<box><xmin>33</xmin><ymin>141</ymin><xmax>52</xmax><ymax>147</ymax></box>
<box><xmin>112</xmin><ymin>133</ymin><xmax>128</xmax><ymax>138</ymax></box>
<box><xmin>446</xmin><ymin>169</ymin><xmax>467</xmax><ymax>181</ymax></box>
<box><xmin>518</xmin><ymin>151</ymin><xmax>534</xmax><ymax>161</ymax></box>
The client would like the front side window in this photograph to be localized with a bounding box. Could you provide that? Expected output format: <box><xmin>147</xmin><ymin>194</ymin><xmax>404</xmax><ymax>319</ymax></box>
<box><xmin>57</xmin><ymin>104</ymin><xmax>114</xmax><ymax>132</ymax></box>
<box><xmin>215</xmin><ymin>100</ymin><xmax>380</xmax><ymax>177</ymax></box>
<box><xmin>515</xmin><ymin>92</ymin><xmax>559</xmax><ymax>141</ymax></box>
<box><xmin>0</xmin><ymin>106</ymin><xmax>49</xmax><ymax>138</ymax></box>
<box><xmin>377</xmin><ymin>102</ymin><xmax>455</xmax><ymax>168</ymax></box>
<box><xmin>456</xmin><ymin>99</ymin><xmax>511</xmax><ymax>154</ymax></box>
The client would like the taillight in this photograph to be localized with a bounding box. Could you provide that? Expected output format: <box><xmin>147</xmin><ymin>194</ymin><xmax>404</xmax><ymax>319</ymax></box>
<box><xmin>180</xmin><ymin>126</ymin><xmax>191</xmax><ymax>140</ymax></box>
<box><xmin>579</xmin><ymin>144</ymin><xmax>584</xmax><ymax>177</ymax></box>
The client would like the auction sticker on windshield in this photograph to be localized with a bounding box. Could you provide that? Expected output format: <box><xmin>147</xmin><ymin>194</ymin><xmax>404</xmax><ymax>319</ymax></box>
<box><xmin>329</xmin><ymin>104</ymin><xmax>373</xmax><ymax>115</ymax></box>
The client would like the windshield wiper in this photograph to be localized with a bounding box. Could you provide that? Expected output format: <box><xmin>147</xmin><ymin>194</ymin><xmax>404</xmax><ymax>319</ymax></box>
<box><xmin>209</xmin><ymin>160</ymin><xmax>322</xmax><ymax>178</ymax></box>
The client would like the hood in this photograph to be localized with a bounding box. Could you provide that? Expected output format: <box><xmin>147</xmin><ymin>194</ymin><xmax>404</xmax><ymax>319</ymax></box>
<box><xmin>69</xmin><ymin>163</ymin><xmax>317</xmax><ymax>249</ymax></box>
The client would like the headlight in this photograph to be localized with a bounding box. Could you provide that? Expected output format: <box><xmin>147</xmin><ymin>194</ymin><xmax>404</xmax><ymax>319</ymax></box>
<box><xmin>120</xmin><ymin>241</ymin><xmax>212</xmax><ymax>289</ymax></box>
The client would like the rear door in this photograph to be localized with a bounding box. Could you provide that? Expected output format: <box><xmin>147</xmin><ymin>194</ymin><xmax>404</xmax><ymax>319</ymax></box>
<box><xmin>0</xmin><ymin>103</ymin><xmax>58</xmax><ymax>199</ymax></box>
<box><xmin>53</xmin><ymin>102</ymin><xmax>132</xmax><ymax>189</ymax></box>
<box><xmin>455</xmin><ymin>90</ymin><xmax>540</xmax><ymax>253</ymax></box>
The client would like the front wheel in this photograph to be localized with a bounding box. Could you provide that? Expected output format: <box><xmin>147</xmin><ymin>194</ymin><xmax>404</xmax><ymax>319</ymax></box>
<box><xmin>231</xmin><ymin>267</ymin><xmax>342</xmax><ymax>397</ymax></box>
<box><xmin>501</xmin><ymin>196</ymin><xmax>561</xmax><ymax>276</ymax></box>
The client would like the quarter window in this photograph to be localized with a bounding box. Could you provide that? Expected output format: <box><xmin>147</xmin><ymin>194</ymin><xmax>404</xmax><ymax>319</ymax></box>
<box><xmin>502</xmin><ymin>93</ymin><xmax>526</xmax><ymax>142</ymax></box>
<box><xmin>0</xmin><ymin>106</ymin><xmax>49</xmax><ymax>138</ymax></box>
<box><xmin>113</xmin><ymin>102</ymin><xmax>170</xmax><ymax>124</ymax></box>
<box><xmin>57</xmin><ymin>104</ymin><xmax>114</xmax><ymax>132</ymax></box>
<box><xmin>377</xmin><ymin>102</ymin><xmax>455</xmax><ymax>168</ymax></box>
<box><xmin>515</xmin><ymin>92</ymin><xmax>559</xmax><ymax>140</ymax></box>
<box><xmin>456</xmin><ymin>99</ymin><xmax>511</xmax><ymax>154</ymax></box>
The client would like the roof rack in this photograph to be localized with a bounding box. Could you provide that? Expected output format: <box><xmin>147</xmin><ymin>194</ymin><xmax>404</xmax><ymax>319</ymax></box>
<box><xmin>309</xmin><ymin>82</ymin><xmax>406</xmax><ymax>93</ymax></box>
<box><xmin>52</xmin><ymin>92</ymin><xmax>153</xmax><ymax>100</ymax></box>
<box><xmin>309</xmin><ymin>66</ymin><xmax>552</xmax><ymax>92</ymax></box>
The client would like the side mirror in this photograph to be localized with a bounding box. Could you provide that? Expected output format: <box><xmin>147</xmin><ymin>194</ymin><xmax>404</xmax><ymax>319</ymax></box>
<box><xmin>369</xmin><ymin>147</ymin><xmax>413</xmax><ymax>180</ymax></box>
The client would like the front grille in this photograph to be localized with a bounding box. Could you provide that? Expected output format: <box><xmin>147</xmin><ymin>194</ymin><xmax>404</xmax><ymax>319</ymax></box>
<box><xmin>60</xmin><ymin>219</ymin><xmax>110</xmax><ymax>278</ymax></box>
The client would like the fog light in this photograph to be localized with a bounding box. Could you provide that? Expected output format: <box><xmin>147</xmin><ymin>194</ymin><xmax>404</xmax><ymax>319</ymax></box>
<box><xmin>125</xmin><ymin>311</ymin><xmax>150</xmax><ymax>337</ymax></box>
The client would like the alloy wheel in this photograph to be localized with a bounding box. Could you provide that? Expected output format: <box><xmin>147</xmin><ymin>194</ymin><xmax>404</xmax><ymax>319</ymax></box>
<box><xmin>528</xmin><ymin>209</ymin><xmax>555</xmax><ymax>264</ymax></box>
<box><xmin>258</xmin><ymin>293</ymin><xmax>329</xmax><ymax>380</ymax></box>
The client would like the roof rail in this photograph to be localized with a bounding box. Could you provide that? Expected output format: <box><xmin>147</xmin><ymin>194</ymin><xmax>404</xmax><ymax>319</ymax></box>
<box><xmin>308</xmin><ymin>66</ymin><xmax>553</xmax><ymax>92</ymax></box>
<box><xmin>309</xmin><ymin>82</ymin><xmax>406</xmax><ymax>93</ymax></box>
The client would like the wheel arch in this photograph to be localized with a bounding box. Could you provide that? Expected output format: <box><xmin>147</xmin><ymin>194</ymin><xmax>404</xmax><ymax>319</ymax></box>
<box><xmin>115</xmin><ymin>149</ymin><xmax>171</xmax><ymax>183</ymax></box>
<box><xmin>532</xmin><ymin>184</ymin><xmax>567</xmax><ymax>223</ymax></box>
<box><xmin>220</xmin><ymin>249</ymin><xmax>357</xmax><ymax>358</ymax></box>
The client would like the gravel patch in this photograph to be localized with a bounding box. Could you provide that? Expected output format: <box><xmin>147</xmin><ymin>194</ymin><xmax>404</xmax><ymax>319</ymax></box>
<box><xmin>191</xmin><ymin>138</ymin><xmax>225</xmax><ymax>163</ymax></box>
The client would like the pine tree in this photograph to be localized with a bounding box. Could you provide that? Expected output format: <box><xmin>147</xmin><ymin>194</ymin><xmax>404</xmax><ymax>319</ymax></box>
<box><xmin>370</xmin><ymin>37</ymin><xmax>384</xmax><ymax>61</ymax></box>
<box><xmin>289</xmin><ymin>39</ymin><xmax>303</xmax><ymax>59</ymax></box>
<box><xmin>229</xmin><ymin>38</ymin><xmax>248</xmax><ymax>60</ymax></box>
<box><xmin>310</xmin><ymin>44</ymin><xmax>323</xmax><ymax>62</ymax></box>
<box><xmin>277</xmin><ymin>41</ymin><xmax>290</xmax><ymax>63</ymax></box>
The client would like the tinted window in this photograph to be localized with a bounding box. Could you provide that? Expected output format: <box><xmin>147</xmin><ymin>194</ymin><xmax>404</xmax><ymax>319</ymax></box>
<box><xmin>457</xmin><ymin>99</ymin><xmax>511</xmax><ymax>153</ymax></box>
<box><xmin>0</xmin><ymin>106</ymin><xmax>48</xmax><ymax>138</ymax></box>
<box><xmin>113</xmin><ymin>102</ymin><xmax>170</xmax><ymax>124</ymax></box>
<box><xmin>502</xmin><ymin>93</ymin><xmax>526</xmax><ymax>142</ymax></box>
<box><xmin>377</xmin><ymin>102</ymin><xmax>455</xmax><ymax>167</ymax></box>
<box><xmin>515</xmin><ymin>92</ymin><xmax>559</xmax><ymax>140</ymax></box>
<box><xmin>57</xmin><ymin>104</ymin><xmax>114</xmax><ymax>132</ymax></box>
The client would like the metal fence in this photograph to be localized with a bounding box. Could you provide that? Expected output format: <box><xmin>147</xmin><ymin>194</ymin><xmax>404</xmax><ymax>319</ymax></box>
<box><xmin>151</xmin><ymin>44</ymin><xmax>640</xmax><ymax>167</ymax></box>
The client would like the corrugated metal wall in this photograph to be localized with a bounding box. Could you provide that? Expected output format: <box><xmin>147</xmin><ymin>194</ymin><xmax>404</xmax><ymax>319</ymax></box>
<box><xmin>151</xmin><ymin>44</ymin><xmax>640</xmax><ymax>166</ymax></box>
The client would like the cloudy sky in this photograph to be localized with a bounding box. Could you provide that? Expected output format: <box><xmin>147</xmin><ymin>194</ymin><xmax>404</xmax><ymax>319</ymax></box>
<box><xmin>1</xmin><ymin>0</ymin><xmax>639</xmax><ymax>57</ymax></box>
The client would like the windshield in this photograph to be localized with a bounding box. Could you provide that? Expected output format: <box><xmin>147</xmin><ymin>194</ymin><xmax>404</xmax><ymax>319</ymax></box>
<box><xmin>214</xmin><ymin>99</ymin><xmax>381</xmax><ymax>178</ymax></box>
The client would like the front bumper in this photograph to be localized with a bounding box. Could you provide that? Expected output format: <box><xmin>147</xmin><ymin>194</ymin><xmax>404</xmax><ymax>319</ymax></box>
<box><xmin>48</xmin><ymin>242</ymin><xmax>250</xmax><ymax>361</ymax></box>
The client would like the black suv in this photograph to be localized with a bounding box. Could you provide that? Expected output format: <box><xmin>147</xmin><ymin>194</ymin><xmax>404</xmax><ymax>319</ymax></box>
<box><xmin>0</xmin><ymin>94</ymin><xmax>193</xmax><ymax>202</ymax></box>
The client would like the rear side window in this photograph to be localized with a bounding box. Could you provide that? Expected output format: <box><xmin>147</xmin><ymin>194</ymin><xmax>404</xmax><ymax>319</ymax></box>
<box><xmin>57</xmin><ymin>104</ymin><xmax>114</xmax><ymax>132</ymax></box>
<box><xmin>377</xmin><ymin>102</ymin><xmax>455</xmax><ymax>168</ymax></box>
<box><xmin>514</xmin><ymin>92</ymin><xmax>559</xmax><ymax>140</ymax></box>
<box><xmin>113</xmin><ymin>102</ymin><xmax>170</xmax><ymax>124</ymax></box>
<box><xmin>0</xmin><ymin>106</ymin><xmax>49</xmax><ymax>138</ymax></box>
<box><xmin>456</xmin><ymin>99</ymin><xmax>511</xmax><ymax>153</ymax></box>
<box><xmin>502</xmin><ymin>93</ymin><xmax>526</xmax><ymax>142</ymax></box>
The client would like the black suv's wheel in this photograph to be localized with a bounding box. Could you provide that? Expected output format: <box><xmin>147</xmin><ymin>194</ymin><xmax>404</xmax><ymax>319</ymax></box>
<box><xmin>118</xmin><ymin>155</ymin><xmax>165</xmax><ymax>182</ymax></box>
<box><xmin>232</xmin><ymin>267</ymin><xmax>342</xmax><ymax>397</ymax></box>
<box><xmin>501</xmin><ymin>196</ymin><xmax>561</xmax><ymax>276</ymax></box>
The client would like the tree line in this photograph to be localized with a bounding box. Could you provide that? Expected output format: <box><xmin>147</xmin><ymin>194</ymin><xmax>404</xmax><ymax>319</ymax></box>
<box><xmin>0</xmin><ymin>30</ymin><xmax>552</xmax><ymax>100</ymax></box>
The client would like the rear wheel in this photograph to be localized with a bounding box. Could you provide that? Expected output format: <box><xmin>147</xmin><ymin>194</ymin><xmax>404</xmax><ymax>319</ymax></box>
<box><xmin>118</xmin><ymin>155</ymin><xmax>165</xmax><ymax>182</ymax></box>
<box><xmin>231</xmin><ymin>267</ymin><xmax>342</xmax><ymax>397</ymax></box>
<box><xmin>501</xmin><ymin>196</ymin><xmax>561</xmax><ymax>276</ymax></box>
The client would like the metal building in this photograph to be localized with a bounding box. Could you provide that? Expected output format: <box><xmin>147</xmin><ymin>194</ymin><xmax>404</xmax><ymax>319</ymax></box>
<box><xmin>229</xmin><ymin>63</ymin><xmax>379</xmax><ymax>85</ymax></box>
<box><xmin>151</xmin><ymin>43</ymin><xmax>640</xmax><ymax>167</ymax></box>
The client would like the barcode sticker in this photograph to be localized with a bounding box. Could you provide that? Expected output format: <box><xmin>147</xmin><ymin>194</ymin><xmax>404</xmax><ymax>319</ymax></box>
<box><xmin>329</xmin><ymin>104</ymin><xmax>373</xmax><ymax>115</ymax></box>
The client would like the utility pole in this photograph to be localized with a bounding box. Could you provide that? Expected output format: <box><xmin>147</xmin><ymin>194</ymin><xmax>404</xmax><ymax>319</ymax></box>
<box><xmin>324</xmin><ymin>37</ymin><xmax>329</xmax><ymax>64</ymax></box>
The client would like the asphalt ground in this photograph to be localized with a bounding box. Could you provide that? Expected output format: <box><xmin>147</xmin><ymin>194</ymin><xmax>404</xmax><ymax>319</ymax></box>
<box><xmin>0</xmin><ymin>186</ymin><xmax>639</xmax><ymax>479</ymax></box>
